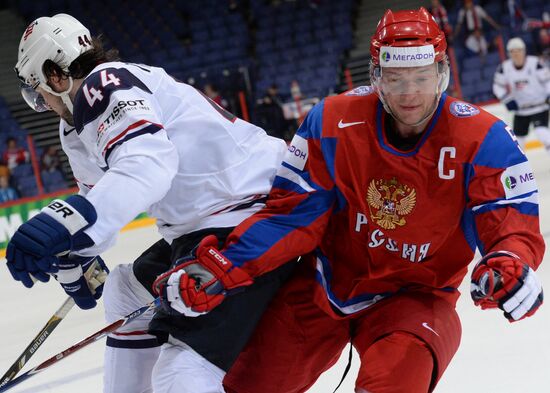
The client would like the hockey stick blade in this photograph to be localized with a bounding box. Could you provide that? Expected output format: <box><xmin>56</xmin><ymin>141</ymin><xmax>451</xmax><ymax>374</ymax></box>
<box><xmin>0</xmin><ymin>297</ymin><xmax>75</xmax><ymax>387</ymax></box>
<box><xmin>0</xmin><ymin>298</ymin><xmax>160</xmax><ymax>392</ymax></box>
<box><xmin>0</xmin><ymin>259</ymin><xmax>102</xmax><ymax>386</ymax></box>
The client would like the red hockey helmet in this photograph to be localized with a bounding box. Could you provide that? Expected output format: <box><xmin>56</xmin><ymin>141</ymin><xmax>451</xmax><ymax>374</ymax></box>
<box><xmin>370</xmin><ymin>7</ymin><xmax>447</xmax><ymax>66</ymax></box>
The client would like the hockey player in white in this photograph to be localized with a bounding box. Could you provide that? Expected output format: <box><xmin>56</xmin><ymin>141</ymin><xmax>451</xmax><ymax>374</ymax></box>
<box><xmin>8</xmin><ymin>14</ymin><xmax>293</xmax><ymax>393</ymax></box>
<box><xmin>493</xmin><ymin>37</ymin><xmax>550</xmax><ymax>150</ymax></box>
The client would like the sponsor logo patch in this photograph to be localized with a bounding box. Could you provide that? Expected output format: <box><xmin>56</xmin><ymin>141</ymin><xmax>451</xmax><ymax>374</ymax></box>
<box><xmin>285</xmin><ymin>134</ymin><xmax>308</xmax><ymax>171</ymax></box>
<box><xmin>504</xmin><ymin>176</ymin><xmax>517</xmax><ymax>190</ymax></box>
<box><xmin>379</xmin><ymin>45</ymin><xmax>435</xmax><ymax>67</ymax></box>
<box><xmin>449</xmin><ymin>101</ymin><xmax>480</xmax><ymax>117</ymax></box>
<box><xmin>97</xmin><ymin>99</ymin><xmax>151</xmax><ymax>140</ymax></box>
<box><xmin>501</xmin><ymin>161</ymin><xmax>537</xmax><ymax>199</ymax></box>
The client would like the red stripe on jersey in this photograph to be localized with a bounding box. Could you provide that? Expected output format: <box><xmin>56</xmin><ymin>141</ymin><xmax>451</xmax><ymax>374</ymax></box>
<box><xmin>474</xmin><ymin>208</ymin><xmax>544</xmax><ymax>270</ymax></box>
<box><xmin>111</xmin><ymin>330</ymin><xmax>149</xmax><ymax>337</ymax></box>
<box><xmin>102</xmin><ymin>119</ymin><xmax>164</xmax><ymax>155</ymax></box>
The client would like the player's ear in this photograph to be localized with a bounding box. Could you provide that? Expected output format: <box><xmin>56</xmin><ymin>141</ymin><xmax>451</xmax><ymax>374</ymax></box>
<box><xmin>46</xmin><ymin>71</ymin><xmax>66</xmax><ymax>92</ymax></box>
<box><xmin>43</xmin><ymin>60</ymin><xmax>69</xmax><ymax>92</ymax></box>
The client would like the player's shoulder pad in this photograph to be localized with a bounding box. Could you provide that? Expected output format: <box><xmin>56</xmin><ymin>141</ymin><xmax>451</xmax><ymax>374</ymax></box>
<box><xmin>296</xmin><ymin>99</ymin><xmax>325</xmax><ymax>140</ymax></box>
<box><xmin>473</xmin><ymin>118</ymin><xmax>526</xmax><ymax>169</ymax></box>
<box><xmin>444</xmin><ymin>97</ymin><xmax>501</xmax><ymax>141</ymax></box>
<box><xmin>73</xmin><ymin>67</ymin><xmax>152</xmax><ymax>133</ymax></box>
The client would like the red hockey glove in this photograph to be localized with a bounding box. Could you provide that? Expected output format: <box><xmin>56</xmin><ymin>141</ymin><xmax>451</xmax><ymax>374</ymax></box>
<box><xmin>152</xmin><ymin>235</ymin><xmax>253</xmax><ymax>317</ymax></box>
<box><xmin>471</xmin><ymin>251</ymin><xmax>543</xmax><ymax>322</ymax></box>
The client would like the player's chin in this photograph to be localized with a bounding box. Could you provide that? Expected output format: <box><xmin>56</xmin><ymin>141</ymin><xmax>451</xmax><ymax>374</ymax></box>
<box><xmin>395</xmin><ymin>109</ymin><xmax>425</xmax><ymax>124</ymax></box>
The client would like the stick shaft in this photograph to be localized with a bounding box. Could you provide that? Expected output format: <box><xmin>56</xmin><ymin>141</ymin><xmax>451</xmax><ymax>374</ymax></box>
<box><xmin>0</xmin><ymin>298</ymin><xmax>159</xmax><ymax>393</ymax></box>
<box><xmin>0</xmin><ymin>297</ymin><xmax>75</xmax><ymax>387</ymax></box>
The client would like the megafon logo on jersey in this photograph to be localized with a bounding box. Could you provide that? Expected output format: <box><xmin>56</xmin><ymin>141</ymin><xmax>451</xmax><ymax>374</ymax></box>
<box><xmin>285</xmin><ymin>134</ymin><xmax>308</xmax><ymax>171</ymax></box>
<box><xmin>379</xmin><ymin>45</ymin><xmax>435</xmax><ymax>67</ymax></box>
<box><xmin>450</xmin><ymin>101</ymin><xmax>480</xmax><ymax>117</ymax></box>
<box><xmin>501</xmin><ymin>161</ymin><xmax>536</xmax><ymax>199</ymax></box>
<box><xmin>504</xmin><ymin>176</ymin><xmax>517</xmax><ymax>190</ymax></box>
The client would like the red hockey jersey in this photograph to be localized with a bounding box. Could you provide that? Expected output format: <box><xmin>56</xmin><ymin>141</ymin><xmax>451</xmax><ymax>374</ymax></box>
<box><xmin>224</xmin><ymin>88</ymin><xmax>545</xmax><ymax>317</ymax></box>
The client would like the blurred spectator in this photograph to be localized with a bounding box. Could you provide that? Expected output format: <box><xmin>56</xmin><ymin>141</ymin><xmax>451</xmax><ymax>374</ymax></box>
<box><xmin>429</xmin><ymin>0</ymin><xmax>453</xmax><ymax>38</ymax></box>
<box><xmin>204</xmin><ymin>83</ymin><xmax>228</xmax><ymax>109</ymax></box>
<box><xmin>507</xmin><ymin>0</ymin><xmax>525</xmax><ymax>30</ymax></box>
<box><xmin>41</xmin><ymin>145</ymin><xmax>61</xmax><ymax>172</ymax></box>
<box><xmin>266</xmin><ymin>84</ymin><xmax>285</xmax><ymax>106</ymax></box>
<box><xmin>0</xmin><ymin>174</ymin><xmax>18</xmax><ymax>203</ymax></box>
<box><xmin>535</xmin><ymin>13</ymin><xmax>550</xmax><ymax>60</ymax></box>
<box><xmin>254</xmin><ymin>84</ymin><xmax>292</xmax><ymax>141</ymax></box>
<box><xmin>2</xmin><ymin>137</ymin><xmax>29</xmax><ymax>171</ymax></box>
<box><xmin>454</xmin><ymin>0</ymin><xmax>500</xmax><ymax>57</ymax></box>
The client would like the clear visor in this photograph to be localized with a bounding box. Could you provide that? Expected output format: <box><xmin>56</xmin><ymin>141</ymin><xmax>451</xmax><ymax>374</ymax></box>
<box><xmin>373</xmin><ymin>64</ymin><xmax>440</xmax><ymax>95</ymax></box>
<box><xmin>21</xmin><ymin>83</ymin><xmax>50</xmax><ymax>112</ymax></box>
<box><xmin>371</xmin><ymin>62</ymin><xmax>449</xmax><ymax>127</ymax></box>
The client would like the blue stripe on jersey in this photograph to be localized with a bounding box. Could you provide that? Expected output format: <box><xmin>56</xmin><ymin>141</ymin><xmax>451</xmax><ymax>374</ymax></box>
<box><xmin>223</xmin><ymin>189</ymin><xmax>336</xmax><ymax>266</ymax></box>
<box><xmin>104</xmin><ymin>123</ymin><xmax>163</xmax><ymax>162</ymax></box>
<box><xmin>376</xmin><ymin>94</ymin><xmax>447</xmax><ymax>157</ymax></box>
<box><xmin>295</xmin><ymin>99</ymin><xmax>325</xmax><ymax>140</ymax></box>
<box><xmin>473</xmin><ymin>199</ymin><xmax>539</xmax><ymax>216</ymax></box>
<box><xmin>321</xmin><ymin>137</ymin><xmax>338</xmax><ymax>182</ymax></box>
<box><xmin>273</xmin><ymin>162</ymin><xmax>322</xmax><ymax>194</ymax></box>
<box><xmin>73</xmin><ymin>67</ymin><xmax>152</xmax><ymax>133</ymax></box>
<box><xmin>315</xmin><ymin>251</ymin><xmax>393</xmax><ymax>309</ymax></box>
<box><xmin>473</xmin><ymin>120</ymin><xmax>526</xmax><ymax>168</ymax></box>
<box><xmin>460</xmin><ymin>208</ymin><xmax>477</xmax><ymax>252</ymax></box>
<box><xmin>106</xmin><ymin>337</ymin><xmax>161</xmax><ymax>349</ymax></box>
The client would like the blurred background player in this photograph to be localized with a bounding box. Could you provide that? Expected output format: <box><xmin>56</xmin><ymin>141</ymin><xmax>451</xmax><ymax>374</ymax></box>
<box><xmin>151</xmin><ymin>7</ymin><xmax>545</xmax><ymax>393</ymax></box>
<box><xmin>493</xmin><ymin>37</ymin><xmax>550</xmax><ymax>152</ymax></box>
<box><xmin>8</xmin><ymin>13</ymin><xmax>293</xmax><ymax>393</ymax></box>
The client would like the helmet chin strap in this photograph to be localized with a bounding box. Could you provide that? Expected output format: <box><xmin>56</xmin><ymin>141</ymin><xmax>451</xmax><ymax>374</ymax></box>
<box><xmin>42</xmin><ymin>76</ymin><xmax>74</xmax><ymax>114</ymax></box>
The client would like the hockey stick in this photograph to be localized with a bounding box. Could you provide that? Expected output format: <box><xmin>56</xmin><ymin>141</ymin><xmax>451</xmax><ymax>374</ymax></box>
<box><xmin>0</xmin><ymin>259</ymin><xmax>103</xmax><ymax>387</ymax></box>
<box><xmin>0</xmin><ymin>296</ymin><xmax>75</xmax><ymax>387</ymax></box>
<box><xmin>0</xmin><ymin>298</ymin><xmax>160</xmax><ymax>393</ymax></box>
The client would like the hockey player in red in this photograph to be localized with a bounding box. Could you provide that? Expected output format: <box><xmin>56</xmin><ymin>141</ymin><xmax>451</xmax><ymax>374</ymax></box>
<box><xmin>152</xmin><ymin>7</ymin><xmax>545</xmax><ymax>393</ymax></box>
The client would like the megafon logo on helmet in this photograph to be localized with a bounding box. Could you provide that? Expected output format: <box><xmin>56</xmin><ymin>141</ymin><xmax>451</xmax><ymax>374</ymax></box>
<box><xmin>379</xmin><ymin>45</ymin><xmax>435</xmax><ymax>67</ymax></box>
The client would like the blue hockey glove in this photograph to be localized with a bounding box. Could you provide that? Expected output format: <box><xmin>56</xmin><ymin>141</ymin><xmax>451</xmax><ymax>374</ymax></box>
<box><xmin>54</xmin><ymin>255</ymin><xmax>109</xmax><ymax>310</ymax></box>
<box><xmin>6</xmin><ymin>195</ymin><xmax>96</xmax><ymax>288</ymax></box>
<box><xmin>504</xmin><ymin>100</ymin><xmax>519</xmax><ymax>111</ymax></box>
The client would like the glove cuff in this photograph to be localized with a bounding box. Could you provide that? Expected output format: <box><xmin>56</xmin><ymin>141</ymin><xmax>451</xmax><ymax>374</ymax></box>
<box><xmin>56</xmin><ymin>264</ymin><xmax>84</xmax><ymax>284</ymax></box>
<box><xmin>41</xmin><ymin>196</ymin><xmax>96</xmax><ymax>236</ymax></box>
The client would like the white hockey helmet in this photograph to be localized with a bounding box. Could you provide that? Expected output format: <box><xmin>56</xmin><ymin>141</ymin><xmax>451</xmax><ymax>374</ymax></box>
<box><xmin>506</xmin><ymin>37</ymin><xmax>526</xmax><ymax>52</ymax></box>
<box><xmin>15</xmin><ymin>14</ymin><xmax>92</xmax><ymax>112</ymax></box>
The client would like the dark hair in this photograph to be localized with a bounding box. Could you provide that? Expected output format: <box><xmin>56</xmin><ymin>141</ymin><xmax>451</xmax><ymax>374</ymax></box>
<box><xmin>42</xmin><ymin>35</ymin><xmax>120</xmax><ymax>80</ymax></box>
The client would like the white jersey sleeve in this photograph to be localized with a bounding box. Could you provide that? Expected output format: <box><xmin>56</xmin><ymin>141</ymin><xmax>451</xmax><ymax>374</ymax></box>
<box><xmin>69</xmin><ymin>61</ymin><xmax>286</xmax><ymax>247</ymax></box>
<box><xmin>492</xmin><ymin>62</ymin><xmax>509</xmax><ymax>102</ymax></box>
<box><xmin>72</xmin><ymin>66</ymin><xmax>178</xmax><ymax>247</ymax></box>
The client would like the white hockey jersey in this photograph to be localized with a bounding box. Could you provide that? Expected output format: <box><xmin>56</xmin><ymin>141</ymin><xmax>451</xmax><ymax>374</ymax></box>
<box><xmin>492</xmin><ymin>55</ymin><xmax>550</xmax><ymax>116</ymax></box>
<box><xmin>64</xmin><ymin>61</ymin><xmax>286</xmax><ymax>254</ymax></box>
